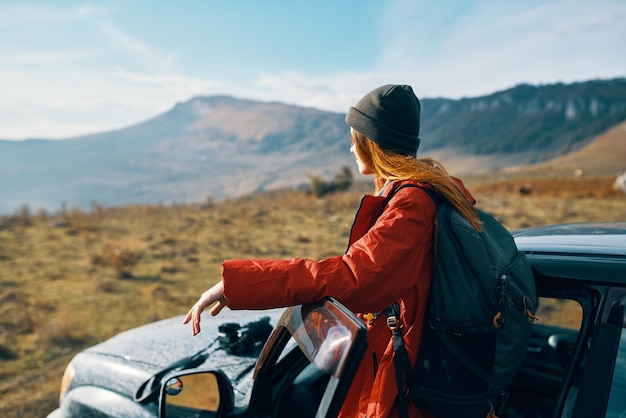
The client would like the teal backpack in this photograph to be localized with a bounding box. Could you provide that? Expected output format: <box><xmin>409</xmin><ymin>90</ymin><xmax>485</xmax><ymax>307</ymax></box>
<box><xmin>386</xmin><ymin>185</ymin><xmax>537</xmax><ymax>418</ymax></box>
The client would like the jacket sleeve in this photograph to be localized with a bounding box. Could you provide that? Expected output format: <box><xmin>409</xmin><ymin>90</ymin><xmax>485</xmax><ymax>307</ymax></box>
<box><xmin>221</xmin><ymin>187</ymin><xmax>435</xmax><ymax>313</ymax></box>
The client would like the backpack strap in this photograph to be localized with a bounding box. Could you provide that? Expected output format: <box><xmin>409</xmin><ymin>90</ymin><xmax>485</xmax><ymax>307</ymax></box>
<box><xmin>387</xmin><ymin>182</ymin><xmax>437</xmax><ymax>204</ymax></box>
<box><xmin>383</xmin><ymin>183</ymin><xmax>437</xmax><ymax>418</ymax></box>
<box><xmin>385</xmin><ymin>302</ymin><xmax>414</xmax><ymax>418</ymax></box>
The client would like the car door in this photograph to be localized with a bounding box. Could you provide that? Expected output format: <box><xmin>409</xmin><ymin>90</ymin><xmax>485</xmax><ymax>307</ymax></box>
<box><xmin>245</xmin><ymin>297</ymin><xmax>368</xmax><ymax>418</ymax></box>
<box><xmin>581</xmin><ymin>288</ymin><xmax>626</xmax><ymax>418</ymax></box>
<box><xmin>505</xmin><ymin>287</ymin><xmax>591</xmax><ymax>418</ymax></box>
<box><xmin>506</xmin><ymin>285</ymin><xmax>626</xmax><ymax>418</ymax></box>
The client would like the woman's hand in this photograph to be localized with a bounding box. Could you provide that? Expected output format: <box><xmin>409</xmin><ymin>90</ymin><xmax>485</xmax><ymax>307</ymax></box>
<box><xmin>183</xmin><ymin>281</ymin><xmax>227</xmax><ymax>335</ymax></box>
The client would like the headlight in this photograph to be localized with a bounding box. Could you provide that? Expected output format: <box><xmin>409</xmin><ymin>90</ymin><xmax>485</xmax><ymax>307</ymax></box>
<box><xmin>59</xmin><ymin>363</ymin><xmax>75</xmax><ymax>402</ymax></box>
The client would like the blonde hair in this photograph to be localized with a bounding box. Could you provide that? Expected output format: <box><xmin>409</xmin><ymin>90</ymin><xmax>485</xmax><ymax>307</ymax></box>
<box><xmin>352</xmin><ymin>130</ymin><xmax>482</xmax><ymax>232</ymax></box>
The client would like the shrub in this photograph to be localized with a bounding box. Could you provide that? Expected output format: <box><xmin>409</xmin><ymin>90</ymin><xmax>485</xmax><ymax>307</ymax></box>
<box><xmin>308</xmin><ymin>166</ymin><xmax>353</xmax><ymax>197</ymax></box>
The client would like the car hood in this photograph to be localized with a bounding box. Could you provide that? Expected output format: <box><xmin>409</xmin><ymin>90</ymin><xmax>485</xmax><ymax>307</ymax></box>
<box><xmin>69</xmin><ymin>308</ymin><xmax>285</xmax><ymax>402</ymax></box>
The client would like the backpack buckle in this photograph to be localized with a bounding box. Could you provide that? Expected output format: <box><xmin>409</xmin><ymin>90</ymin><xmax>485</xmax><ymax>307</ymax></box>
<box><xmin>387</xmin><ymin>316</ymin><xmax>399</xmax><ymax>330</ymax></box>
<box><xmin>523</xmin><ymin>296</ymin><xmax>539</xmax><ymax>324</ymax></box>
<box><xmin>364</xmin><ymin>312</ymin><xmax>379</xmax><ymax>325</ymax></box>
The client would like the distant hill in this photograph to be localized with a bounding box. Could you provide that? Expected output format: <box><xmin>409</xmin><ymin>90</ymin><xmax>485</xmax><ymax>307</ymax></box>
<box><xmin>420</xmin><ymin>79</ymin><xmax>626</xmax><ymax>159</ymax></box>
<box><xmin>0</xmin><ymin>78</ymin><xmax>625</xmax><ymax>215</ymax></box>
<box><xmin>0</xmin><ymin>97</ymin><xmax>350</xmax><ymax>214</ymax></box>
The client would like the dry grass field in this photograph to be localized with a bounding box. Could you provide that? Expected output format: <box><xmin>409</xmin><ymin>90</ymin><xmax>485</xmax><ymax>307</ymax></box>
<box><xmin>0</xmin><ymin>176</ymin><xmax>624</xmax><ymax>417</ymax></box>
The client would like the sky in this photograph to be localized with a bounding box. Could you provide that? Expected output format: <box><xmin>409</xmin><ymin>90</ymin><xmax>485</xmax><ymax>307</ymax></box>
<box><xmin>1</xmin><ymin>0</ymin><xmax>625</xmax><ymax>140</ymax></box>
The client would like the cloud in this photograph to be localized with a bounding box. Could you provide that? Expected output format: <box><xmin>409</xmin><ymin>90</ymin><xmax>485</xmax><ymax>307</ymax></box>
<box><xmin>98</xmin><ymin>23</ymin><xmax>177</xmax><ymax>73</ymax></box>
<box><xmin>252</xmin><ymin>70</ymin><xmax>390</xmax><ymax>112</ymax></box>
<box><xmin>111</xmin><ymin>67</ymin><xmax>227</xmax><ymax>102</ymax></box>
<box><xmin>0</xmin><ymin>60</ymin><xmax>205</xmax><ymax>139</ymax></box>
<box><xmin>0</xmin><ymin>49</ymin><xmax>92</xmax><ymax>65</ymax></box>
<box><xmin>0</xmin><ymin>0</ymin><xmax>624</xmax><ymax>139</ymax></box>
<box><xmin>0</xmin><ymin>3</ymin><xmax>110</xmax><ymax>27</ymax></box>
<box><xmin>375</xmin><ymin>0</ymin><xmax>626</xmax><ymax>98</ymax></box>
<box><xmin>0</xmin><ymin>5</ymin><xmax>207</xmax><ymax>139</ymax></box>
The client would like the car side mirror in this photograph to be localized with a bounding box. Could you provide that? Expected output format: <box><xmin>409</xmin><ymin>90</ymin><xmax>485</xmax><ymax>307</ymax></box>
<box><xmin>159</xmin><ymin>370</ymin><xmax>234</xmax><ymax>418</ymax></box>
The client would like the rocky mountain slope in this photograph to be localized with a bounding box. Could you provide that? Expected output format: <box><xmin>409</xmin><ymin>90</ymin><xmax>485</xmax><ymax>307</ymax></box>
<box><xmin>1</xmin><ymin>78</ymin><xmax>625</xmax><ymax>215</ymax></box>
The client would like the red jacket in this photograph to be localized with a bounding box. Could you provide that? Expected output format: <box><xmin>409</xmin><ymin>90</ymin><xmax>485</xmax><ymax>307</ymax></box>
<box><xmin>222</xmin><ymin>180</ymin><xmax>453</xmax><ymax>417</ymax></box>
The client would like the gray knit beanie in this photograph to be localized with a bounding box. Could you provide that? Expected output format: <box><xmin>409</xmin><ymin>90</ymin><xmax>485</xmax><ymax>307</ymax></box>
<box><xmin>345</xmin><ymin>84</ymin><xmax>421</xmax><ymax>156</ymax></box>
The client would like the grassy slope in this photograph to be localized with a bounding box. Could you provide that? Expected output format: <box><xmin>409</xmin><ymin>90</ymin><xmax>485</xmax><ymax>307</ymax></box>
<box><xmin>0</xmin><ymin>177</ymin><xmax>625</xmax><ymax>417</ymax></box>
<box><xmin>505</xmin><ymin>120</ymin><xmax>626</xmax><ymax>177</ymax></box>
<box><xmin>0</xmin><ymin>191</ymin><xmax>360</xmax><ymax>416</ymax></box>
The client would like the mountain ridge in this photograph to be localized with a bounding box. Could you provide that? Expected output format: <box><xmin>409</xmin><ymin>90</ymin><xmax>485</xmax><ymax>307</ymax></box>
<box><xmin>1</xmin><ymin>78</ymin><xmax>625</xmax><ymax>215</ymax></box>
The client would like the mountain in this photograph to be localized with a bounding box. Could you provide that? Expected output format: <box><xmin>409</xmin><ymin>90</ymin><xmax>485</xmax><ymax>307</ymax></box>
<box><xmin>505</xmin><ymin>119</ymin><xmax>626</xmax><ymax>177</ymax></box>
<box><xmin>417</xmin><ymin>78</ymin><xmax>626</xmax><ymax>173</ymax></box>
<box><xmin>0</xmin><ymin>97</ymin><xmax>350</xmax><ymax>214</ymax></box>
<box><xmin>1</xmin><ymin>78</ymin><xmax>625</xmax><ymax>215</ymax></box>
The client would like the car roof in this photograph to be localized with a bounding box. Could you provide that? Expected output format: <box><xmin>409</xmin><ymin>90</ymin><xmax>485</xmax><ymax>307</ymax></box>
<box><xmin>513</xmin><ymin>222</ymin><xmax>626</xmax><ymax>257</ymax></box>
<box><xmin>513</xmin><ymin>222</ymin><xmax>626</xmax><ymax>284</ymax></box>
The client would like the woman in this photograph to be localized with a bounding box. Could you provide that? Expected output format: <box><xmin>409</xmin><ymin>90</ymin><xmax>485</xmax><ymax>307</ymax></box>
<box><xmin>184</xmin><ymin>84</ymin><xmax>480</xmax><ymax>417</ymax></box>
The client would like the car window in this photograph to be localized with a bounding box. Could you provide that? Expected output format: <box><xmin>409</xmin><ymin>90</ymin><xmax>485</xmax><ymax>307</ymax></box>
<box><xmin>536</xmin><ymin>296</ymin><xmax>583</xmax><ymax>330</ymax></box>
<box><xmin>537</xmin><ymin>297</ymin><xmax>584</xmax><ymax>418</ymax></box>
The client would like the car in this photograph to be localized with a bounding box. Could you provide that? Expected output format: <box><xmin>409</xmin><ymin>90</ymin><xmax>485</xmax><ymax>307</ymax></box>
<box><xmin>47</xmin><ymin>222</ymin><xmax>626</xmax><ymax>418</ymax></box>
